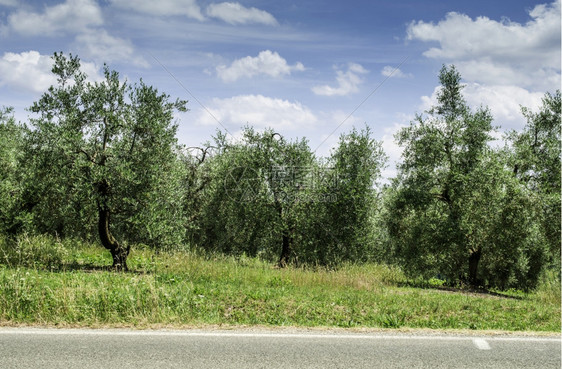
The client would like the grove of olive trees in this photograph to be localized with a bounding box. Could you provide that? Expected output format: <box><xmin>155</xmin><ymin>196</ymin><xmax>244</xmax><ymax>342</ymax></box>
<box><xmin>0</xmin><ymin>54</ymin><xmax>558</xmax><ymax>289</ymax></box>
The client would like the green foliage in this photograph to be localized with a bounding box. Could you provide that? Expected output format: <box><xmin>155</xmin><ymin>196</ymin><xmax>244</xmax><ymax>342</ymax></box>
<box><xmin>0</xmin><ymin>107</ymin><xmax>28</xmax><ymax>235</ymax></box>
<box><xmin>192</xmin><ymin>127</ymin><xmax>315</xmax><ymax>263</ymax></box>
<box><xmin>508</xmin><ymin>90</ymin><xmax>561</xmax><ymax>268</ymax></box>
<box><xmin>464</xmin><ymin>153</ymin><xmax>548</xmax><ymax>289</ymax></box>
<box><xmin>386</xmin><ymin>65</ymin><xmax>548</xmax><ymax>290</ymax></box>
<box><xmin>22</xmin><ymin>52</ymin><xmax>187</xmax><ymax>252</ymax></box>
<box><xmin>306</xmin><ymin>126</ymin><xmax>386</xmax><ymax>265</ymax></box>
<box><xmin>188</xmin><ymin>126</ymin><xmax>385</xmax><ymax>267</ymax></box>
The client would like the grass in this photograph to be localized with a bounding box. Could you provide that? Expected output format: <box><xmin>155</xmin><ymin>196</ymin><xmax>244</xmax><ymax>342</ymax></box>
<box><xmin>0</xmin><ymin>234</ymin><xmax>560</xmax><ymax>332</ymax></box>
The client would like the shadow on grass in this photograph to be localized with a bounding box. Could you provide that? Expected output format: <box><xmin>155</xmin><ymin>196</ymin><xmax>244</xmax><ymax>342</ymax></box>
<box><xmin>0</xmin><ymin>261</ymin><xmax>154</xmax><ymax>275</ymax></box>
<box><xmin>397</xmin><ymin>280</ymin><xmax>524</xmax><ymax>300</ymax></box>
<box><xmin>61</xmin><ymin>262</ymin><xmax>154</xmax><ymax>275</ymax></box>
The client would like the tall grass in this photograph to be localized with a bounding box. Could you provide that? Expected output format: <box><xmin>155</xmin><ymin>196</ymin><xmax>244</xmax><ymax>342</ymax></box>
<box><xmin>0</xmin><ymin>234</ymin><xmax>69</xmax><ymax>270</ymax></box>
<box><xmin>0</xmin><ymin>234</ymin><xmax>559</xmax><ymax>332</ymax></box>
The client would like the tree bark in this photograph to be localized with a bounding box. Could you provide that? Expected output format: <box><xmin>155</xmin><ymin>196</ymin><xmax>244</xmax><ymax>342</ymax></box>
<box><xmin>275</xmin><ymin>200</ymin><xmax>292</xmax><ymax>268</ymax></box>
<box><xmin>98</xmin><ymin>207</ymin><xmax>129</xmax><ymax>271</ymax></box>
<box><xmin>97</xmin><ymin>180</ymin><xmax>129</xmax><ymax>271</ymax></box>
<box><xmin>468</xmin><ymin>249</ymin><xmax>481</xmax><ymax>287</ymax></box>
<box><xmin>278</xmin><ymin>232</ymin><xmax>291</xmax><ymax>268</ymax></box>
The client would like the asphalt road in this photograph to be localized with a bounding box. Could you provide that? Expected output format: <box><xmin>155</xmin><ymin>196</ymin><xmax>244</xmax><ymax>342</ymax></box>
<box><xmin>0</xmin><ymin>328</ymin><xmax>559</xmax><ymax>368</ymax></box>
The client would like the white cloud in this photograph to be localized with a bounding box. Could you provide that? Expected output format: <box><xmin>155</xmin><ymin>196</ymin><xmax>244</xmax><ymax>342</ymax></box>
<box><xmin>0</xmin><ymin>51</ymin><xmax>55</xmax><ymax>93</ymax></box>
<box><xmin>75</xmin><ymin>30</ymin><xmax>149</xmax><ymax>68</ymax></box>
<box><xmin>0</xmin><ymin>51</ymin><xmax>102</xmax><ymax>94</ymax></box>
<box><xmin>109</xmin><ymin>0</ymin><xmax>205</xmax><ymax>21</ymax></box>
<box><xmin>6</xmin><ymin>0</ymin><xmax>103</xmax><ymax>36</ymax></box>
<box><xmin>381</xmin><ymin>66</ymin><xmax>411</xmax><ymax>78</ymax></box>
<box><xmin>462</xmin><ymin>83</ymin><xmax>543</xmax><ymax>130</ymax></box>
<box><xmin>206</xmin><ymin>2</ymin><xmax>278</xmax><ymax>26</ymax></box>
<box><xmin>419</xmin><ymin>83</ymin><xmax>543</xmax><ymax>131</ymax></box>
<box><xmin>0</xmin><ymin>0</ymin><xmax>18</xmax><ymax>7</ymax></box>
<box><xmin>217</xmin><ymin>50</ymin><xmax>304</xmax><ymax>82</ymax></box>
<box><xmin>312</xmin><ymin>63</ymin><xmax>368</xmax><ymax>96</ymax></box>
<box><xmin>407</xmin><ymin>1</ymin><xmax>560</xmax><ymax>65</ymax></box>
<box><xmin>454</xmin><ymin>59</ymin><xmax>559</xmax><ymax>92</ymax></box>
<box><xmin>418</xmin><ymin>85</ymin><xmax>440</xmax><ymax>112</ymax></box>
<box><xmin>407</xmin><ymin>0</ymin><xmax>559</xmax><ymax>144</ymax></box>
<box><xmin>3</xmin><ymin>2</ymin><xmax>148</xmax><ymax>67</ymax></box>
<box><xmin>406</xmin><ymin>0</ymin><xmax>561</xmax><ymax>91</ymax></box>
<box><xmin>196</xmin><ymin>94</ymin><xmax>317</xmax><ymax>131</ymax></box>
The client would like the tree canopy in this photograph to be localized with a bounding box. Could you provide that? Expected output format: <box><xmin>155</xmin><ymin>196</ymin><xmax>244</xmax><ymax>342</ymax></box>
<box><xmin>24</xmin><ymin>53</ymin><xmax>187</xmax><ymax>270</ymax></box>
<box><xmin>509</xmin><ymin>90</ymin><xmax>561</xmax><ymax>268</ymax></box>
<box><xmin>385</xmin><ymin>65</ymin><xmax>549</xmax><ymax>289</ymax></box>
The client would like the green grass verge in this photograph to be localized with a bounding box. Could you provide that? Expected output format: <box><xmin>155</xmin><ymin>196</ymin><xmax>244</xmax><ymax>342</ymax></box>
<box><xmin>0</xmin><ymin>235</ymin><xmax>560</xmax><ymax>331</ymax></box>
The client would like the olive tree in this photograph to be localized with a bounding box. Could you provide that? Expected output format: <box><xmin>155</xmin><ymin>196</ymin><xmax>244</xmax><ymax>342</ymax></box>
<box><xmin>386</xmin><ymin>65</ymin><xmax>547</xmax><ymax>289</ymax></box>
<box><xmin>194</xmin><ymin>127</ymin><xmax>314</xmax><ymax>266</ymax></box>
<box><xmin>309</xmin><ymin>126</ymin><xmax>386</xmax><ymax>265</ymax></box>
<box><xmin>0</xmin><ymin>107</ymin><xmax>26</xmax><ymax>235</ymax></box>
<box><xmin>193</xmin><ymin>125</ymin><xmax>387</xmax><ymax>267</ymax></box>
<box><xmin>508</xmin><ymin>90</ymin><xmax>561</xmax><ymax>267</ymax></box>
<box><xmin>25</xmin><ymin>53</ymin><xmax>187</xmax><ymax>270</ymax></box>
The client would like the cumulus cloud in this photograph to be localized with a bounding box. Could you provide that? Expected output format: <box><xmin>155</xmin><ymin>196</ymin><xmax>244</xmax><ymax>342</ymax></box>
<box><xmin>408</xmin><ymin>0</ymin><xmax>560</xmax><ymax>134</ymax></box>
<box><xmin>0</xmin><ymin>51</ymin><xmax>102</xmax><ymax>94</ymax></box>
<box><xmin>0</xmin><ymin>0</ymin><xmax>18</xmax><ymax>7</ymax></box>
<box><xmin>312</xmin><ymin>63</ymin><xmax>368</xmax><ymax>96</ymax></box>
<box><xmin>5</xmin><ymin>0</ymin><xmax>103</xmax><ymax>36</ymax></box>
<box><xmin>217</xmin><ymin>50</ymin><xmax>304</xmax><ymax>82</ymax></box>
<box><xmin>109</xmin><ymin>0</ymin><xmax>205</xmax><ymax>21</ymax></box>
<box><xmin>406</xmin><ymin>0</ymin><xmax>561</xmax><ymax>91</ymax></box>
<box><xmin>381</xmin><ymin>66</ymin><xmax>411</xmax><ymax>78</ymax></box>
<box><xmin>0</xmin><ymin>51</ymin><xmax>56</xmax><ymax>93</ymax></box>
<box><xmin>407</xmin><ymin>1</ymin><xmax>560</xmax><ymax>65</ymax></box>
<box><xmin>206</xmin><ymin>2</ymin><xmax>278</xmax><ymax>25</ymax></box>
<box><xmin>75</xmin><ymin>30</ymin><xmax>149</xmax><ymax>68</ymax></box>
<box><xmin>2</xmin><ymin>1</ymin><xmax>147</xmax><ymax>67</ymax></box>
<box><xmin>463</xmin><ymin>84</ymin><xmax>544</xmax><ymax>129</ymax></box>
<box><xmin>419</xmin><ymin>83</ymin><xmax>544</xmax><ymax>131</ymax></box>
<box><xmin>454</xmin><ymin>59</ymin><xmax>559</xmax><ymax>91</ymax></box>
<box><xmin>196</xmin><ymin>94</ymin><xmax>317</xmax><ymax>131</ymax></box>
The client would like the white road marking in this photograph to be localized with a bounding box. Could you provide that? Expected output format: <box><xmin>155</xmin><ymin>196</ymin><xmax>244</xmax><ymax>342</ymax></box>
<box><xmin>0</xmin><ymin>328</ymin><xmax>559</xmax><ymax>343</ymax></box>
<box><xmin>473</xmin><ymin>338</ymin><xmax>491</xmax><ymax>350</ymax></box>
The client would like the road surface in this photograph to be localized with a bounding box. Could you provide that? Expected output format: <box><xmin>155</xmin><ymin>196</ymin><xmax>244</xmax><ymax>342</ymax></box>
<box><xmin>0</xmin><ymin>328</ymin><xmax>559</xmax><ymax>368</ymax></box>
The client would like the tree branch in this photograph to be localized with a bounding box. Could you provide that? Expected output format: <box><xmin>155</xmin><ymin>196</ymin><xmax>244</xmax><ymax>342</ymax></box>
<box><xmin>187</xmin><ymin>146</ymin><xmax>217</xmax><ymax>164</ymax></box>
<box><xmin>78</xmin><ymin>149</ymin><xmax>97</xmax><ymax>164</ymax></box>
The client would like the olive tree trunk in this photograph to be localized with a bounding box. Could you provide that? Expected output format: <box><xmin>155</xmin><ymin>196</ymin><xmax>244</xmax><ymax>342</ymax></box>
<box><xmin>97</xmin><ymin>179</ymin><xmax>129</xmax><ymax>271</ymax></box>
<box><xmin>98</xmin><ymin>207</ymin><xmax>129</xmax><ymax>271</ymax></box>
<box><xmin>278</xmin><ymin>232</ymin><xmax>292</xmax><ymax>268</ymax></box>
<box><xmin>468</xmin><ymin>249</ymin><xmax>481</xmax><ymax>287</ymax></box>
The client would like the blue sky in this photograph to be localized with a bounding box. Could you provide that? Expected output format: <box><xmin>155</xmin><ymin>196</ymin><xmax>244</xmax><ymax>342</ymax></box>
<box><xmin>0</xmin><ymin>0</ymin><xmax>560</xmax><ymax>179</ymax></box>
